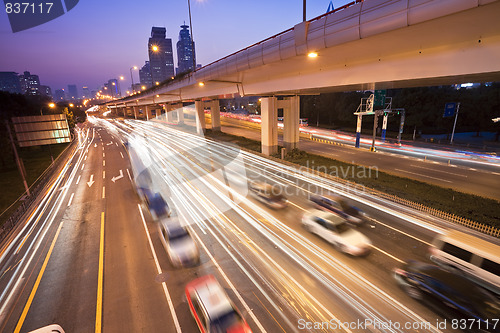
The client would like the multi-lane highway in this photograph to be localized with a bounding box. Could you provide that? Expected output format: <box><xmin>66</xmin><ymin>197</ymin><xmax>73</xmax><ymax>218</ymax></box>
<box><xmin>0</xmin><ymin>117</ymin><xmax>498</xmax><ymax>333</ymax></box>
<box><xmin>213</xmin><ymin>115</ymin><xmax>500</xmax><ymax>200</ymax></box>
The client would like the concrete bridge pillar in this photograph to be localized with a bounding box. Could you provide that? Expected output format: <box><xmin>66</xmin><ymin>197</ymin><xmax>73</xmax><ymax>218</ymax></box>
<box><xmin>175</xmin><ymin>103</ymin><xmax>184</xmax><ymax>124</ymax></box>
<box><xmin>261</xmin><ymin>97</ymin><xmax>278</xmax><ymax>155</ymax></box>
<box><xmin>166</xmin><ymin>105</ymin><xmax>174</xmax><ymax>122</ymax></box>
<box><xmin>145</xmin><ymin>105</ymin><xmax>153</xmax><ymax>121</ymax></box>
<box><xmin>195</xmin><ymin>100</ymin><xmax>206</xmax><ymax>135</ymax></box>
<box><xmin>280</xmin><ymin>96</ymin><xmax>300</xmax><ymax>151</ymax></box>
<box><xmin>211</xmin><ymin>100</ymin><xmax>221</xmax><ymax>131</ymax></box>
<box><xmin>123</xmin><ymin>107</ymin><xmax>127</xmax><ymax>118</ymax></box>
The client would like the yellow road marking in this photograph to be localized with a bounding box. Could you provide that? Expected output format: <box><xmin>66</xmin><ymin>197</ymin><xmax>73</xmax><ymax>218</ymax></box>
<box><xmin>14</xmin><ymin>221</ymin><xmax>64</xmax><ymax>333</ymax></box>
<box><xmin>95</xmin><ymin>212</ymin><xmax>105</xmax><ymax>333</ymax></box>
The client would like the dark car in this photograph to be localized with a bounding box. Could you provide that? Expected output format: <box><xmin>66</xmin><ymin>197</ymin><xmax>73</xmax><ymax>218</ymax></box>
<box><xmin>394</xmin><ymin>261</ymin><xmax>500</xmax><ymax>332</ymax></box>
<box><xmin>249</xmin><ymin>181</ymin><xmax>287</xmax><ymax>209</ymax></box>
<box><xmin>310</xmin><ymin>195</ymin><xmax>368</xmax><ymax>225</ymax></box>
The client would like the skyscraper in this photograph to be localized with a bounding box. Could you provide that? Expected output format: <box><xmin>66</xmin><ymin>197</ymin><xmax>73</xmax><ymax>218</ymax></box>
<box><xmin>139</xmin><ymin>61</ymin><xmax>153</xmax><ymax>88</ymax></box>
<box><xmin>67</xmin><ymin>84</ymin><xmax>78</xmax><ymax>99</ymax></box>
<box><xmin>0</xmin><ymin>72</ymin><xmax>22</xmax><ymax>94</ymax></box>
<box><xmin>19</xmin><ymin>71</ymin><xmax>40</xmax><ymax>95</ymax></box>
<box><xmin>176</xmin><ymin>24</ymin><xmax>196</xmax><ymax>75</ymax></box>
<box><xmin>148</xmin><ymin>27</ymin><xmax>174</xmax><ymax>84</ymax></box>
<box><xmin>54</xmin><ymin>89</ymin><xmax>65</xmax><ymax>101</ymax></box>
<box><xmin>107</xmin><ymin>79</ymin><xmax>121</xmax><ymax>98</ymax></box>
<box><xmin>82</xmin><ymin>86</ymin><xmax>91</xmax><ymax>99</ymax></box>
<box><xmin>40</xmin><ymin>85</ymin><xmax>52</xmax><ymax>98</ymax></box>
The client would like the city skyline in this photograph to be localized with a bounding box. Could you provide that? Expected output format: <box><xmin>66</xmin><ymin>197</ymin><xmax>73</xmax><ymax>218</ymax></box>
<box><xmin>0</xmin><ymin>0</ymin><xmax>350</xmax><ymax>94</ymax></box>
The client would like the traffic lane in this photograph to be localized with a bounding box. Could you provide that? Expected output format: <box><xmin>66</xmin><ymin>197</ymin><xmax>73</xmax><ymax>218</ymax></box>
<box><xmin>0</xmin><ymin>140</ymin><xmax>81</xmax><ymax>278</ymax></box>
<box><xmin>153</xmin><ymin>146</ymin><xmax>353</xmax><ymax>332</ymax></box>
<box><xmin>233</xmin><ymin>195</ymin><xmax>452</xmax><ymax>333</ymax></box>
<box><xmin>16</xmin><ymin>126</ymin><xmax>103</xmax><ymax>332</ymax></box>
<box><xmin>0</xmin><ymin>137</ymin><xmax>95</xmax><ymax>332</ymax></box>
<box><xmin>100</xmin><ymin>128</ymin><xmax>181</xmax><ymax>332</ymax></box>
<box><xmin>219</xmin><ymin>119</ymin><xmax>500</xmax><ymax>199</ymax></box>
<box><xmin>220</xmin><ymin>116</ymin><xmax>500</xmax><ymax>172</ymax></box>
<box><xmin>301</xmin><ymin>140</ymin><xmax>500</xmax><ymax>200</ymax></box>
<box><xmin>158</xmin><ymin>150</ymin><xmax>443</xmax><ymax>333</ymax></box>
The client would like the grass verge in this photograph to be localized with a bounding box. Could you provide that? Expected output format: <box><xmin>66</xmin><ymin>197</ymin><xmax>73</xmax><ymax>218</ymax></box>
<box><xmin>0</xmin><ymin>143</ymin><xmax>69</xmax><ymax>226</ymax></box>
<box><xmin>204</xmin><ymin>129</ymin><xmax>500</xmax><ymax>228</ymax></box>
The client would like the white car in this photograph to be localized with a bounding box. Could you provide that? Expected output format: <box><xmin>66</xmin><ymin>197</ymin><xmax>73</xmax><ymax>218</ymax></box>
<box><xmin>158</xmin><ymin>218</ymin><xmax>200</xmax><ymax>267</ymax></box>
<box><xmin>301</xmin><ymin>209</ymin><xmax>372</xmax><ymax>256</ymax></box>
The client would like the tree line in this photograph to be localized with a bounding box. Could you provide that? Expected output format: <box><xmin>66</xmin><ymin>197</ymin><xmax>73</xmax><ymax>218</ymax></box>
<box><xmin>300</xmin><ymin>83</ymin><xmax>500</xmax><ymax>138</ymax></box>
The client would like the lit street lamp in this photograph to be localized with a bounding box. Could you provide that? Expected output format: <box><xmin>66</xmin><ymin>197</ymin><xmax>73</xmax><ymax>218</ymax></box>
<box><xmin>41</xmin><ymin>102</ymin><xmax>56</xmax><ymax>115</ymax></box>
<box><xmin>130</xmin><ymin>66</ymin><xmax>138</xmax><ymax>92</ymax></box>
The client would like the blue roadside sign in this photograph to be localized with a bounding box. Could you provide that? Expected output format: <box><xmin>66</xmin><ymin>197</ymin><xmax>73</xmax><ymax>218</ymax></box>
<box><xmin>443</xmin><ymin>102</ymin><xmax>456</xmax><ymax>117</ymax></box>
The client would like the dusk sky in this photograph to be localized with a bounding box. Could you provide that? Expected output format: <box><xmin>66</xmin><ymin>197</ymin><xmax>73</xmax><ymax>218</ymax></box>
<box><xmin>1</xmin><ymin>0</ymin><xmax>351</xmax><ymax>94</ymax></box>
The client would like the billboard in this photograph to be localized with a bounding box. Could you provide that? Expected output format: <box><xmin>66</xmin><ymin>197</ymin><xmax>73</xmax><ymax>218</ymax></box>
<box><xmin>12</xmin><ymin>114</ymin><xmax>71</xmax><ymax>147</ymax></box>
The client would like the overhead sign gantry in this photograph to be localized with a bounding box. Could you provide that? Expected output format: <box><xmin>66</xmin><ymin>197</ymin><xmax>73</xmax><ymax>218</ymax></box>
<box><xmin>354</xmin><ymin>90</ymin><xmax>405</xmax><ymax>151</ymax></box>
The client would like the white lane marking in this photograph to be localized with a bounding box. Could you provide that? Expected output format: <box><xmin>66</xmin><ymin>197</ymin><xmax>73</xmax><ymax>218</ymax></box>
<box><xmin>87</xmin><ymin>174</ymin><xmax>95</xmax><ymax>187</ymax></box>
<box><xmin>370</xmin><ymin>218</ymin><xmax>432</xmax><ymax>246</ymax></box>
<box><xmin>468</xmin><ymin>168</ymin><xmax>477</xmax><ymax>171</ymax></box>
<box><xmin>76</xmin><ymin>175</ymin><xmax>81</xmax><ymax>185</ymax></box>
<box><xmin>81</xmin><ymin>164</ymin><xmax>85</xmax><ymax>171</ymax></box>
<box><xmin>371</xmin><ymin>245</ymin><xmax>405</xmax><ymax>264</ymax></box>
<box><xmin>137</xmin><ymin>204</ymin><xmax>182</xmax><ymax>333</ymax></box>
<box><xmin>120</xmin><ymin>152</ymin><xmax>124</xmax><ymax>159</ymax></box>
<box><xmin>287</xmin><ymin>200</ymin><xmax>308</xmax><ymax>212</ymax></box>
<box><xmin>126</xmin><ymin>169</ymin><xmax>132</xmax><ymax>181</ymax></box>
<box><xmin>103</xmin><ymin>171</ymin><xmax>105</xmax><ymax>179</ymax></box>
<box><xmin>191</xmin><ymin>227</ymin><xmax>269</xmax><ymax>333</ymax></box>
<box><xmin>84</xmin><ymin>155</ymin><xmax>87</xmax><ymax>161</ymax></box>
<box><xmin>394</xmin><ymin>169</ymin><xmax>452</xmax><ymax>183</ymax></box>
<box><xmin>103</xmin><ymin>160</ymin><xmax>105</xmax><ymax>167</ymax></box>
<box><xmin>115</xmin><ymin>142</ymin><xmax>118</xmax><ymax>147</ymax></box>
<box><xmin>102</xmin><ymin>186</ymin><xmax>105</xmax><ymax>199</ymax></box>
<box><xmin>103</xmin><ymin>153</ymin><xmax>105</xmax><ymax>158</ymax></box>
<box><xmin>111</xmin><ymin>170</ymin><xmax>123</xmax><ymax>183</ymax></box>
<box><xmin>493</xmin><ymin>172</ymin><xmax>500</xmax><ymax>176</ymax></box>
<box><xmin>409</xmin><ymin>164</ymin><xmax>467</xmax><ymax>178</ymax></box>
<box><xmin>67</xmin><ymin>193</ymin><xmax>74</xmax><ymax>207</ymax></box>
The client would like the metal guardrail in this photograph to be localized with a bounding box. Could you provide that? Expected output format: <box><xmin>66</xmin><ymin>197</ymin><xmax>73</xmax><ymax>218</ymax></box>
<box><xmin>0</xmin><ymin>141</ymin><xmax>76</xmax><ymax>243</ymax></box>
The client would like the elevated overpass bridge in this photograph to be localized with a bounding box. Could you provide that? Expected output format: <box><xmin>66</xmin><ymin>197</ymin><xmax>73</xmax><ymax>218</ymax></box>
<box><xmin>104</xmin><ymin>0</ymin><xmax>500</xmax><ymax>154</ymax></box>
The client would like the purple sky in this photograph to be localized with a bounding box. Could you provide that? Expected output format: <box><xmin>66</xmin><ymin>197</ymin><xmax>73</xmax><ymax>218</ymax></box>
<box><xmin>0</xmin><ymin>0</ymin><xmax>350</xmax><ymax>94</ymax></box>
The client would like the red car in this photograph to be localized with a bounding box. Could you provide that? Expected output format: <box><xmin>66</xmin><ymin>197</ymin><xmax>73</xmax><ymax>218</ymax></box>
<box><xmin>185</xmin><ymin>275</ymin><xmax>252</xmax><ymax>333</ymax></box>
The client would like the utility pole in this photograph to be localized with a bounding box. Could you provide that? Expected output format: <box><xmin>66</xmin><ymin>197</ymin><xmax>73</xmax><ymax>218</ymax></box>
<box><xmin>5</xmin><ymin>120</ymin><xmax>30</xmax><ymax>196</ymax></box>
<box><xmin>450</xmin><ymin>102</ymin><xmax>460</xmax><ymax>144</ymax></box>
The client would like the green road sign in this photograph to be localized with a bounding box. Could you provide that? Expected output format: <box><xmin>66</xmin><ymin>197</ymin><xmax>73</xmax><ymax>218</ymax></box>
<box><xmin>374</xmin><ymin>89</ymin><xmax>386</xmax><ymax>108</ymax></box>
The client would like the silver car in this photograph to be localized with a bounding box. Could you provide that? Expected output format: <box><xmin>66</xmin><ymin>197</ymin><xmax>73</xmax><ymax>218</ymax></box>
<box><xmin>158</xmin><ymin>218</ymin><xmax>200</xmax><ymax>267</ymax></box>
<box><xmin>301</xmin><ymin>209</ymin><xmax>371</xmax><ymax>256</ymax></box>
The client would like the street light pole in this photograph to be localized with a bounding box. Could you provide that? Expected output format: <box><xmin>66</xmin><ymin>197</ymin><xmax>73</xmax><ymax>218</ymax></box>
<box><xmin>303</xmin><ymin>0</ymin><xmax>306</xmax><ymax>21</ymax></box>
<box><xmin>188</xmin><ymin>0</ymin><xmax>196</xmax><ymax>71</ymax></box>
<box><xmin>130</xmin><ymin>66</ymin><xmax>137</xmax><ymax>93</ymax></box>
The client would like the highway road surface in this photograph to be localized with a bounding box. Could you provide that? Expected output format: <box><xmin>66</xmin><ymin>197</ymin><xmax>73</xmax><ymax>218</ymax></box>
<box><xmin>213</xmin><ymin>116</ymin><xmax>500</xmax><ymax>200</ymax></box>
<box><xmin>0</xmin><ymin>117</ymin><xmax>498</xmax><ymax>333</ymax></box>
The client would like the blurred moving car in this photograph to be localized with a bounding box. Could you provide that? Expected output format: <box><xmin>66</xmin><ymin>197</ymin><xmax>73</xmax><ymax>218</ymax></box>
<box><xmin>430</xmin><ymin>230</ymin><xmax>500</xmax><ymax>296</ymax></box>
<box><xmin>158</xmin><ymin>219</ymin><xmax>200</xmax><ymax>267</ymax></box>
<box><xmin>249</xmin><ymin>181</ymin><xmax>287</xmax><ymax>209</ymax></box>
<box><xmin>144</xmin><ymin>190</ymin><xmax>172</xmax><ymax>220</ymax></box>
<box><xmin>185</xmin><ymin>275</ymin><xmax>252</xmax><ymax>333</ymax></box>
<box><xmin>28</xmin><ymin>325</ymin><xmax>65</xmax><ymax>333</ymax></box>
<box><xmin>310</xmin><ymin>195</ymin><xmax>368</xmax><ymax>225</ymax></box>
<box><xmin>301</xmin><ymin>209</ymin><xmax>371</xmax><ymax>256</ymax></box>
<box><xmin>394</xmin><ymin>260</ymin><xmax>500</xmax><ymax>332</ymax></box>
